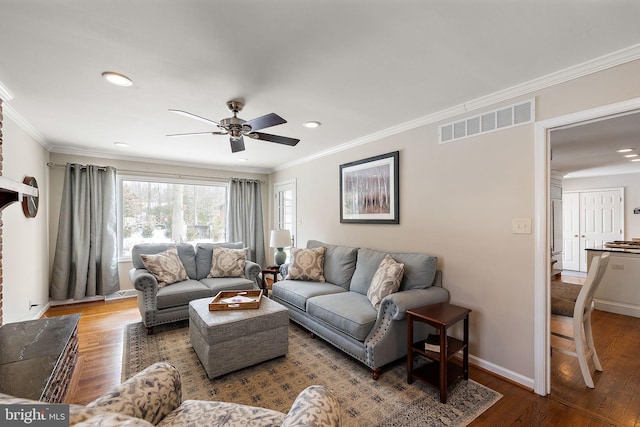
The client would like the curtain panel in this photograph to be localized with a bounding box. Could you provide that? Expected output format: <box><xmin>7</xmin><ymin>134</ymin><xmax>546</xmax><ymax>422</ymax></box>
<box><xmin>50</xmin><ymin>163</ymin><xmax>119</xmax><ymax>300</ymax></box>
<box><xmin>226</xmin><ymin>178</ymin><xmax>266</xmax><ymax>267</ymax></box>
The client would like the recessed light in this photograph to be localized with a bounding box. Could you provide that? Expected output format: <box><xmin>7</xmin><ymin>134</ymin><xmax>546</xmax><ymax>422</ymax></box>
<box><xmin>113</xmin><ymin>141</ymin><xmax>129</xmax><ymax>147</ymax></box>
<box><xmin>238</xmin><ymin>158</ymin><xmax>248</xmax><ymax>162</ymax></box>
<box><xmin>303</xmin><ymin>121</ymin><xmax>321</xmax><ymax>128</ymax></box>
<box><xmin>616</xmin><ymin>148</ymin><xmax>635</xmax><ymax>153</ymax></box>
<box><xmin>101</xmin><ymin>71</ymin><xmax>133</xmax><ymax>87</ymax></box>
<box><xmin>632</xmin><ymin>158</ymin><xmax>640</xmax><ymax>162</ymax></box>
<box><xmin>624</xmin><ymin>154</ymin><xmax>638</xmax><ymax>158</ymax></box>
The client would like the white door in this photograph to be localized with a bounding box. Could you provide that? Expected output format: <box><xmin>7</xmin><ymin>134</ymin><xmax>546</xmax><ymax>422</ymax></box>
<box><xmin>562</xmin><ymin>192</ymin><xmax>580</xmax><ymax>271</ymax></box>
<box><xmin>563</xmin><ymin>189</ymin><xmax>623</xmax><ymax>272</ymax></box>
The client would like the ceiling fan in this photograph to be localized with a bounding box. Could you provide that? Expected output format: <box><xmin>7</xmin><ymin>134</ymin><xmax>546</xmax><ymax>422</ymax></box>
<box><xmin>167</xmin><ymin>100</ymin><xmax>300</xmax><ymax>153</ymax></box>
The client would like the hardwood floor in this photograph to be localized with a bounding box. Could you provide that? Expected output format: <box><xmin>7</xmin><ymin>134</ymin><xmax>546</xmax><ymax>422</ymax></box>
<box><xmin>45</xmin><ymin>296</ymin><xmax>639</xmax><ymax>426</ymax></box>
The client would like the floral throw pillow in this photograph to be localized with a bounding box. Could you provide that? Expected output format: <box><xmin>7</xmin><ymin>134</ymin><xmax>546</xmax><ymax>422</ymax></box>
<box><xmin>208</xmin><ymin>246</ymin><xmax>249</xmax><ymax>278</ymax></box>
<box><xmin>367</xmin><ymin>254</ymin><xmax>404</xmax><ymax>309</ymax></box>
<box><xmin>285</xmin><ymin>247</ymin><xmax>326</xmax><ymax>282</ymax></box>
<box><xmin>140</xmin><ymin>246</ymin><xmax>189</xmax><ymax>287</ymax></box>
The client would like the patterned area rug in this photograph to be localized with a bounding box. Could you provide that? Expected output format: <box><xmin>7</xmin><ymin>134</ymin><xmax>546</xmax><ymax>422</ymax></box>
<box><xmin>123</xmin><ymin>320</ymin><xmax>501</xmax><ymax>427</ymax></box>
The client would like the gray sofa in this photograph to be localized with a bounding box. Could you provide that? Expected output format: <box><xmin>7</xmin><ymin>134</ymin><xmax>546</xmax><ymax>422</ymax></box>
<box><xmin>272</xmin><ymin>240</ymin><xmax>449</xmax><ymax>379</ymax></box>
<box><xmin>130</xmin><ymin>242</ymin><xmax>261</xmax><ymax>334</ymax></box>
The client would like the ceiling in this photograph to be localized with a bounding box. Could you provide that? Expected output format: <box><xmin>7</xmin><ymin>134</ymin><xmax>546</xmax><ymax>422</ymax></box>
<box><xmin>551</xmin><ymin>110</ymin><xmax>640</xmax><ymax>179</ymax></box>
<box><xmin>2</xmin><ymin>1</ymin><xmax>640</xmax><ymax>174</ymax></box>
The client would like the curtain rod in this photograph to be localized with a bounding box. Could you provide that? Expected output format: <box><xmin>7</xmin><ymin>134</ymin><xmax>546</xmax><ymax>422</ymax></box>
<box><xmin>46</xmin><ymin>162</ymin><xmax>265</xmax><ymax>183</ymax></box>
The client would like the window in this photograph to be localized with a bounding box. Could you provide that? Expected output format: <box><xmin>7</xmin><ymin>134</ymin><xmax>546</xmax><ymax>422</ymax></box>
<box><xmin>118</xmin><ymin>176</ymin><xmax>227</xmax><ymax>258</ymax></box>
<box><xmin>273</xmin><ymin>179</ymin><xmax>296</xmax><ymax>253</ymax></box>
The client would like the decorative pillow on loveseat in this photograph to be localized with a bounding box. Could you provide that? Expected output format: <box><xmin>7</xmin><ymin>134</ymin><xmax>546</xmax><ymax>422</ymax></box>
<box><xmin>285</xmin><ymin>247</ymin><xmax>326</xmax><ymax>282</ymax></box>
<box><xmin>141</xmin><ymin>246</ymin><xmax>189</xmax><ymax>287</ymax></box>
<box><xmin>367</xmin><ymin>254</ymin><xmax>404</xmax><ymax>309</ymax></box>
<box><xmin>208</xmin><ymin>246</ymin><xmax>249</xmax><ymax>278</ymax></box>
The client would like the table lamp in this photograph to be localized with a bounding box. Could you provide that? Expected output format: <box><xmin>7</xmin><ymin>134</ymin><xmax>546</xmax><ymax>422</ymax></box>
<box><xmin>270</xmin><ymin>229</ymin><xmax>292</xmax><ymax>266</ymax></box>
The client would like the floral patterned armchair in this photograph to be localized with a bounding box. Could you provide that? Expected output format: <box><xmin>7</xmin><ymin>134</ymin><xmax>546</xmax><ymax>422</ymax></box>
<box><xmin>0</xmin><ymin>362</ymin><xmax>341</xmax><ymax>427</ymax></box>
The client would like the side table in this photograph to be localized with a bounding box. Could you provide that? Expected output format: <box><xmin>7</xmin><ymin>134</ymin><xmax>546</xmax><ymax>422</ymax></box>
<box><xmin>261</xmin><ymin>266</ymin><xmax>280</xmax><ymax>296</ymax></box>
<box><xmin>406</xmin><ymin>302</ymin><xmax>471</xmax><ymax>403</ymax></box>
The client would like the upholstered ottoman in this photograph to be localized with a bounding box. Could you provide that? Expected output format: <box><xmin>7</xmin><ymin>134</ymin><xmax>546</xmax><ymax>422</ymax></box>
<box><xmin>189</xmin><ymin>297</ymin><xmax>289</xmax><ymax>379</ymax></box>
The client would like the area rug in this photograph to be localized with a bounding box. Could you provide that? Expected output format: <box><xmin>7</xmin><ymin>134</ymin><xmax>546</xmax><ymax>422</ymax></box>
<box><xmin>123</xmin><ymin>321</ymin><xmax>501</xmax><ymax>427</ymax></box>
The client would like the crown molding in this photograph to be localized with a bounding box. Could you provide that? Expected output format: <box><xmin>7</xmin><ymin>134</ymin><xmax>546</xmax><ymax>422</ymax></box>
<box><xmin>0</xmin><ymin>79</ymin><xmax>14</xmax><ymax>102</ymax></box>
<box><xmin>49</xmin><ymin>145</ymin><xmax>271</xmax><ymax>175</ymax></box>
<box><xmin>274</xmin><ymin>42</ymin><xmax>640</xmax><ymax>172</ymax></box>
<box><xmin>2</xmin><ymin>102</ymin><xmax>49</xmax><ymax>148</ymax></box>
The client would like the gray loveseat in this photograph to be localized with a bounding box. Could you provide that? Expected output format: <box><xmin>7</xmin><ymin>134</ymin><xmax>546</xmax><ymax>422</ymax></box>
<box><xmin>130</xmin><ymin>242</ymin><xmax>261</xmax><ymax>333</ymax></box>
<box><xmin>272</xmin><ymin>240</ymin><xmax>449</xmax><ymax>379</ymax></box>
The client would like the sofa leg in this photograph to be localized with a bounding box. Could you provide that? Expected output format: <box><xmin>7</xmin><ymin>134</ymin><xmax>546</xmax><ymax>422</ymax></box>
<box><xmin>371</xmin><ymin>368</ymin><xmax>380</xmax><ymax>380</ymax></box>
<box><xmin>146</xmin><ymin>327</ymin><xmax>154</xmax><ymax>335</ymax></box>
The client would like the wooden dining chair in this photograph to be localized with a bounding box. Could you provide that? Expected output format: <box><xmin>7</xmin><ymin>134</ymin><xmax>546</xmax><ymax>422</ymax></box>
<box><xmin>550</xmin><ymin>252</ymin><xmax>610</xmax><ymax>388</ymax></box>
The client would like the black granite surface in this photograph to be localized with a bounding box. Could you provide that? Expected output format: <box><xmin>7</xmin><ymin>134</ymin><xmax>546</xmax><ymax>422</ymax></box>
<box><xmin>0</xmin><ymin>314</ymin><xmax>80</xmax><ymax>400</ymax></box>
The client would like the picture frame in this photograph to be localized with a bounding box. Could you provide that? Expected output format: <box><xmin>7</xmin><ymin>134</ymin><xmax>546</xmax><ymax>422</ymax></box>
<box><xmin>340</xmin><ymin>151</ymin><xmax>399</xmax><ymax>224</ymax></box>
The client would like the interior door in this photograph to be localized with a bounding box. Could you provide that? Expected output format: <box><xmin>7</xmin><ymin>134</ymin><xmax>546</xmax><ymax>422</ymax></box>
<box><xmin>563</xmin><ymin>189</ymin><xmax>623</xmax><ymax>272</ymax></box>
<box><xmin>562</xmin><ymin>192</ymin><xmax>580</xmax><ymax>271</ymax></box>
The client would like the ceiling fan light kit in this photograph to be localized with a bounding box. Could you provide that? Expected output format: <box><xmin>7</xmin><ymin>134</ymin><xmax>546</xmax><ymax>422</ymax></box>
<box><xmin>168</xmin><ymin>100</ymin><xmax>300</xmax><ymax>153</ymax></box>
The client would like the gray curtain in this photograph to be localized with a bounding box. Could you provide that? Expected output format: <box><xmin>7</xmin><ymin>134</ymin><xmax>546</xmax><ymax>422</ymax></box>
<box><xmin>226</xmin><ymin>178</ymin><xmax>265</xmax><ymax>267</ymax></box>
<box><xmin>50</xmin><ymin>163</ymin><xmax>119</xmax><ymax>300</ymax></box>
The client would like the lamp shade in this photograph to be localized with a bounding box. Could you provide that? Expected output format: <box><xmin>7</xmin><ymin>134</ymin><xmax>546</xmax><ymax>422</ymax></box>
<box><xmin>270</xmin><ymin>229</ymin><xmax>291</xmax><ymax>248</ymax></box>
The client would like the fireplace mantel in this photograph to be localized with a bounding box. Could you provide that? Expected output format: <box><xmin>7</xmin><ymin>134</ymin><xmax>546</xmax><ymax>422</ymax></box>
<box><xmin>0</xmin><ymin>175</ymin><xmax>38</xmax><ymax>211</ymax></box>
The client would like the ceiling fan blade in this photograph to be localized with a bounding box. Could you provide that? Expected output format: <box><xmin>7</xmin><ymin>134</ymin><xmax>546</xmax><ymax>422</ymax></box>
<box><xmin>230</xmin><ymin>136</ymin><xmax>245</xmax><ymax>153</ymax></box>
<box><xmin>166</xmin><ymin>131</ymin><xmax>226</xmax><ymax>137</ymax></box>
<box><xmin>244</xmin><ymin>113</ymin><xmax>286</xmax><ymax>132</ymax></box>
<box><xmin>252</xmin><ymin>132</ymin><xmax>300</xmax><ymax>146</ymax></box>
<box><xmin>169</xmin><ymin>109</ymin><xmax>220</xmax><ymax>126</ymax></box>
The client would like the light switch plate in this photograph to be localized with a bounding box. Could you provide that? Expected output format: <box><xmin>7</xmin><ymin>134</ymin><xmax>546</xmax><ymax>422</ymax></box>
<box><xmin>512</xmin><ymin>218</ymin><xmax>532</xmax><ymax>234</ymax></box>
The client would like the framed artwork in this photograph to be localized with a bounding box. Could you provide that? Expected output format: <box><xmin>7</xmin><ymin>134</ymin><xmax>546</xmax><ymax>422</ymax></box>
<box><xmin>340</xmin><ymin>151</ymin><xmax>399</xmax><ymax>224</ymax></box>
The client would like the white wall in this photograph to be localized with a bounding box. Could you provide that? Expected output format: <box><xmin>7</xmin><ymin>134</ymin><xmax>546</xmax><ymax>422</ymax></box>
<box><xmin>563</xmin><ymin>173</ymin><xmax>640</xmax><ymax>239</ymax></box>
<box><xmin>270</xmin><ymin>58</ymin><xmax>640</xmax><ymax>386</ymax></box>
<box><xmin>2</xmin><ymin>116</ymin><xmax>50</xmax><ymax>322</ymax></box>
<box><xmin>48</xmin><ymin>152</ymin><xmax>269</xmax><ymax>292</ymax></box>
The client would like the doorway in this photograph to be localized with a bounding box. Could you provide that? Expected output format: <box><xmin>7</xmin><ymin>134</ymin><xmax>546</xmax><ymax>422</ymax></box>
<box><xmin>533</xmin><ymin>97</ymin><xmax>640</xmax><ymax>396</ymax></box>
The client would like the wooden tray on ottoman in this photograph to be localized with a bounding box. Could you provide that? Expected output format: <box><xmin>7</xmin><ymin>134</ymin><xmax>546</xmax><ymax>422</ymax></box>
<box><xmin>209</xmin><ymin>290</ymin><xmax>263</xmax><ymax>311</ymax></box>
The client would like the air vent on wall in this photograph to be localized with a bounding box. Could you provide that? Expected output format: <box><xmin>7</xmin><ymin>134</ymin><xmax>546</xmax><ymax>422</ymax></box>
<box><xmin>439</xmin><ymin>99</ymin><xmax>535</xmax><ymax>144</ymax></box>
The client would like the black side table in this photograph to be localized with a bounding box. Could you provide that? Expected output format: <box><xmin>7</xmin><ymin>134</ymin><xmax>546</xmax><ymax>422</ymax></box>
<box><xmin>261</xmin><ymin>266</ymin><xmax>280</xmax><ymax>296</ymax></box>
<box><xmin>406</xmin><ymin>302</ymin><xmax>471</xmax><ymax>403</ymax></box>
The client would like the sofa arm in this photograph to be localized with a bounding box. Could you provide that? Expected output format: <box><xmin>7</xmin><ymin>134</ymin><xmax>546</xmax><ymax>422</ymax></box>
<box><xmin>129</xmin><ymin>268</ymin><xmax>159</xmax><ymax>294</ymax></box>
<box><xmin>282</xmin><ymin>385</ymin><xmax>341</xmax><ymax>427</ymax></box>
<box><xmin>244</xmin><ymin>260</ymin><xmax>262</xmax><ymax>288</ymax></box>
<box><xmin>279</xmin><ymin>263</ymin><xmax>290</xmax><ymax>278</ymax></box>
<box><xmin>381</xmin><ymin>286</ymin><xmax>450</xmax><ymax>321</ymax></box>
<box><xmin>85</xmin><ymin>362</ymin><xmax>182</xmax><ymax>425</ymax></box>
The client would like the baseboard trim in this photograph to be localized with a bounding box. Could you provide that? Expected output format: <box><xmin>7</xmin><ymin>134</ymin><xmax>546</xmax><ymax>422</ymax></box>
<box><xmin>468</xmin><ymin>354</ymin><xmax>534</xmax><ymax>391</ymax></box>
<box><xmin>594</xmin><ymin>299</ymin><xmax>640</xmax><ymax>318</ymax></box>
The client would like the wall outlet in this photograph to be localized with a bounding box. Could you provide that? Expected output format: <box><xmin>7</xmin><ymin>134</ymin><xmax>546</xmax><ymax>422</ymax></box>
<box><xmin>634</xmin><ymin>207</ymin><xmax>640</xmax><ymax>214</ymax></box>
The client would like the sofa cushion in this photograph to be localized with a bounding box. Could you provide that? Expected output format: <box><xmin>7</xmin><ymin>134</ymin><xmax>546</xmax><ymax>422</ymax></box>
<box><xmin>350</xmin><ymin>248</ymin><xmax>437</xmax><ymax>294</ymax></box>
<box><xmin>157</xmin><ymin>400</ymin><xmax>286</xmax><ymax>427</ymax></box>
<box><xmin>141</xmin><ymin>247</ymin><xmax>189</xmax><ymax>287</ymax></box>
<box><xmin>208</xmin><ymin>246</ymin><xmax>249</xmax><ymax>278</ymax></box>
<box><xmin>132</xmin><ymin>243</ymin><xmax>197</xmax><ymax>279</ymax></box>
<box><xmin>367</xmin><ymin>255</ymin><xmax>404</xmax><ymax>309</ymax></box>
<box><xmin>307</xmin><ymin>292</ymin><xmax>377</xmax><ymax>341</ymax></box>
<box><xmin>307</xmin><ymin>240</ymin><xmax>358</xmax><ymax>289</ymax></box>
<box><xmin>195</xmin><ymin>242</ymin><xmax>244</xmax><ymax>279</ymax></box>
<box><xmin>271</xmin><ymin>280</ymin><xmax>346</xmax><ymax>311</ymax></box>
<box><xmin>156</xmin><ymin>279</ymin><xmax>211</xmax><ymax>309</ymax></box>
<box><xmin>199</xmin><ymin>277</ymin><xmax>254</xmax><ymax>294</ymax></box>
<box><xmin>285</xmin><ymin>247</ymin><xmax>326</xmax><ymax>282</ymax></box>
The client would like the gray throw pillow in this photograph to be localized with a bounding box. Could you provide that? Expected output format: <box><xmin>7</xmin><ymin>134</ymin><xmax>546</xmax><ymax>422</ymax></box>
<box><xmin>141</xmin><ymin>246</ymin><xmax>189</xmax><ymax>287</ymax></box>
<box><xmin>367</xmin><ymin>255</ymin><xmax>404</xmax><ymax>309</ymax></box>
<box><xmin>285</xmin><ymin>247</ymin><xmax>326</xmax><ymax>282</ymax></box>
